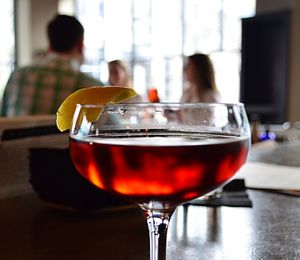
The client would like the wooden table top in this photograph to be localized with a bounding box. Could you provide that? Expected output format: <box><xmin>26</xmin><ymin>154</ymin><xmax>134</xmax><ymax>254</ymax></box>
<box><xmin>0</xmin><ymin>190</ymin><xmax>299</xmax><ymax>260</ymax></box>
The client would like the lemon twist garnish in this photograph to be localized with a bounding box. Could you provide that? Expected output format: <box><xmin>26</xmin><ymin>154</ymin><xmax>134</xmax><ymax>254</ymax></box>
<box><xmin>56</xmin><ymin>86</ymin><xmax>137</xmax><ymax>132</ymax></box>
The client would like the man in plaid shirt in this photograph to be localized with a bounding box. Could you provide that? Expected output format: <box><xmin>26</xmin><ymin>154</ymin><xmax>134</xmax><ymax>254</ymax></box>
<box><xmin>1</xmin><ymin>14</ymin><xmax>104</xmax><ymax>116</ymax></box>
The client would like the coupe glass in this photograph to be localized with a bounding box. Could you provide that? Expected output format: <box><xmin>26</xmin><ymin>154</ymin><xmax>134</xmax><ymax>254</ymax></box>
<box><xmin>69</xmin><ymin>103</ymin><xmax>250</xmax><ymax>260</ymax></box>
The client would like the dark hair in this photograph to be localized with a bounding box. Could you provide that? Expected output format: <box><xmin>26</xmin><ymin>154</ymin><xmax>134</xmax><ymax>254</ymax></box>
<box><xmin>187</xmin><ymin>53</ymin><xmax>217</xmax><ymax>91</ymax></box>
<box><xmin>47</xmin><ymin>14</ymin><xmax>84</xmax><ymax>52</ymax></box>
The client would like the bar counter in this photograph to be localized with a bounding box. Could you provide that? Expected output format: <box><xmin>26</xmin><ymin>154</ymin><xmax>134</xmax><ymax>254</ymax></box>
<box><xmin>0</xmin><ymin>190</ymin><xmax>299</xmax><ymax>259</ymax></box>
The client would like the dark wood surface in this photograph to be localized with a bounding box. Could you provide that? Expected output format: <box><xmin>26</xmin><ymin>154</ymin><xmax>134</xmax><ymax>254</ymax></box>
<box><xmin>0</xmin><ymin>190</ymin><xmax>299</xmax><ymax>260</ymax></box>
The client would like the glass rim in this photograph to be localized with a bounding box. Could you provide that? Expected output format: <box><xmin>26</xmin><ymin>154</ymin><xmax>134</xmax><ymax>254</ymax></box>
<box><xmin>75</xmin><ymin>102</ymin><xmax>245</xmax><ymax>109</ymax></box>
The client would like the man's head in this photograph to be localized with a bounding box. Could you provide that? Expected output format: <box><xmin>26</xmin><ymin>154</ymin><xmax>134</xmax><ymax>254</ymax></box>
<box><xmin>47</xmin><ymin>14</ymin><xmax>84</xmax><ymax>55</ymax></box>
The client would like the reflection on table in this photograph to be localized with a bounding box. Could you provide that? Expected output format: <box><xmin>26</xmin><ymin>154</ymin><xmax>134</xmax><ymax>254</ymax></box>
<box><xmin>0</xmin><ymin>190</ymin><xmax>299</xmax><ymax>259</ymax></box>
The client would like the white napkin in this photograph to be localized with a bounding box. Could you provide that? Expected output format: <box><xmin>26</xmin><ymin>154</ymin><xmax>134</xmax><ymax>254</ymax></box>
<box><xmin>236</xmin><ymin>162</ymin><xmax>300</xmax><ymax>191</ymax></box>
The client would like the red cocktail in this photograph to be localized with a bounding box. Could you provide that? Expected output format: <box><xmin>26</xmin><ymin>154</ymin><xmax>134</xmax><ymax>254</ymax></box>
<box><xmin>70</xmin><ymin>133</ymin><xmax>248</xmax><ymax>209</ymax></box>
<box><xmin>69</xmin><ymin>103</ymin><xmax>250</xmax><ymax>260</ymax></box>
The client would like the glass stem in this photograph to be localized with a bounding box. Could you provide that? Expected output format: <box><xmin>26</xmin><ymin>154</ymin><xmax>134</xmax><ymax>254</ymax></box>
<box><xmin>144</xmin><ymin>209</ymin><xmax>175</xmax><ymax>260</ymax></box>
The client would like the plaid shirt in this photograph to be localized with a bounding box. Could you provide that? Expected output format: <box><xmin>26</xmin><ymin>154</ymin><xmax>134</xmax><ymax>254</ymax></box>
<box><xmin>1</xmin><ymin>54</ymin><xmax>104</xmax><ymax>116</ymax></box>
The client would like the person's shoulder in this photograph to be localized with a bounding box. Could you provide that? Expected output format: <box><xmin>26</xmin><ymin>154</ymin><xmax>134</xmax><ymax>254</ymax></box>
<box><xmin>10</xmin><ymin>64</ymin><xmax>34</xmax><ymax>73</ymax></box>
<box><xmin>202</xmin><ymin>89</ymin><xmax>221</xmax><ymax>103</ymax></box>
<box><xmin>78</xmin><ymin>72</ymin><xmax>104</xmax><ymax>86</ymax></box>
<box><xmin>5</xmin><ymin>65</ymin><xmax>38</xmax><ymax>83</ymax></box>
<box><xmin>10</xmin><ymin>64</ymin><xmax>44</xmax><ymax>75</ymax></box>
<box><xmin>212</xmin><ymin>90</ymin><xmax>222</xmax><ymax>103</ymax></box>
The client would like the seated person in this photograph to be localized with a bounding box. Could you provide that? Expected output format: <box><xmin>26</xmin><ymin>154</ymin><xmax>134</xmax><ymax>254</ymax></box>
<box><xmin>108</xmin><ymin>60</ymin><xmax>132</xmax><ymax>87</ymax></box>
<box><xmin>1</xmin><ymin>14</ymin><xmax>103</xmax><ymax>117</ymax></box>
<box><xmin>181</xmin><ymin>53</ymin><xmax>221</xmax><ymax>103</ymax></box>
<box><xmin>108</xmin><ymin>59</ymin><xmax>143</xmax><ymax>102</ymax></box>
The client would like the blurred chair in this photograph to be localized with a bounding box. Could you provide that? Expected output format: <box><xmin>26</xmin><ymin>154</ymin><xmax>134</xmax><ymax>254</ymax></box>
<box><xmin>0</xmin><ymin>115</ymin><xmax>68</xmax><ymax>199</ymax></box>
<box><xmin>0</xmin><ymin>115</ymin><xmax>130</xmax><ymax>211</ymax></box>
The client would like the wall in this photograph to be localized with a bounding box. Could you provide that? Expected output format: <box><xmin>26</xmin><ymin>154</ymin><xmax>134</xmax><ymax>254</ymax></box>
<box><xmin>31</xmin><ymin>0</ymin><xmax>58</xmax><ymax>60</ymax></box>
<box><xmin>288</xmin><ymin>1</ymin><xmax>300</xmax><ymax>122</ymax></box>
<box><xmin>16</xmin><ymin>0</ymin><xmax>31</xmax><ymax>66</ymax></box>
<box><xmin>256</xmin><ymin>0</ymin><xmax>300</xmax><ymax>121</ymax></box>
<box><xmin>16</xmin><ymin>0</ymin><xmax>58</xmax><ymax>66</ymax></box>
<box><xmin>256</xmin><ymin>0</ymin><xmax>294</xmax><ymax>12</ymax></box>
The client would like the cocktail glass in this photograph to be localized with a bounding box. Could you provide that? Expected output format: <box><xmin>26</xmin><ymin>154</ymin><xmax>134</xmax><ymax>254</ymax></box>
<box><xmin>69</xmin><ymin>103</ymin><xmax>250</xmax><ymax>260</ymax></box>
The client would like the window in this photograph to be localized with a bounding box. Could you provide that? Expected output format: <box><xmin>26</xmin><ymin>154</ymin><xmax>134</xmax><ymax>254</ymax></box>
<box><xmin>76</xmin><ymin>0</ymin><xmax>255</xmax><ymax>102</ymax></box>
<box><xmin>0</xmin><ymin>0</ymin><xmax>15</xmax><ymax>98</ymax></box>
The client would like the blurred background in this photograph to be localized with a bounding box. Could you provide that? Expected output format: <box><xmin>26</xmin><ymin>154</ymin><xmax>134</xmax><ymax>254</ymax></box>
<box><xmin>0</xmin><ymin>0</ymin><xmax>299</xmax><ymax>123</ymax></box>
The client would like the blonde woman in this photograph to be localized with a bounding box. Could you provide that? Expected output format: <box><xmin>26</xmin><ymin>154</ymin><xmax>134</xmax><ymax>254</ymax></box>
<box><xmin>108</xmin><ymin>60</ymin><xmax>132</xmax><ymax>87</ymax></box>
<box><xmin>108</xmin><ymin>60</ymin><xmax>143</xmax><ymax>102</ymax></box>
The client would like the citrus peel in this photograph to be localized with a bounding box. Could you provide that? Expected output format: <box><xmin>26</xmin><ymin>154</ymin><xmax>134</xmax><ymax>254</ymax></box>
<box><xmin>56</xmin><ymin>86</ymin><xmax>137</xmax><ymax>132</ymax></box>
